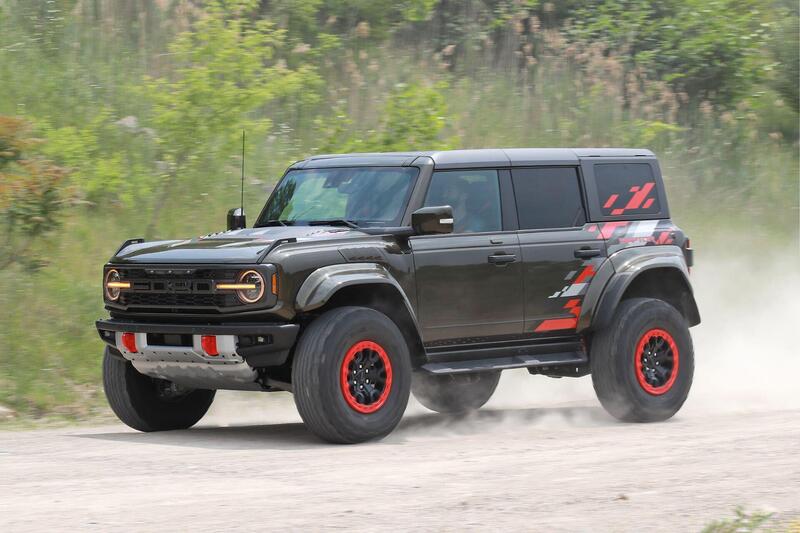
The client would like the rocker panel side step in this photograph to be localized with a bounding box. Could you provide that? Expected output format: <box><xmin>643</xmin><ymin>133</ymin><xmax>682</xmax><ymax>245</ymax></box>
<box><xmin>421</xmin><ymin>351</ymin><xmax>588</xmax><ymax>375</ymax></box>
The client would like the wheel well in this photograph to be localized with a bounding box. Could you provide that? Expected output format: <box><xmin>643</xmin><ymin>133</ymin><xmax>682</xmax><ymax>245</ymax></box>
<box><xmin>314</xmin><ymin>283</ymin><xmax>426</xmax><ymax>367</ymax></box>
<box><xmin>620</xmin><ymin>268</ymin><xmax>700</xmax><ymax>326</ymax></box>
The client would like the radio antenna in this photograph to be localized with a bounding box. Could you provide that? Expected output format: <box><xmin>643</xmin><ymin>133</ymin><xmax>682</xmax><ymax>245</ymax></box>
<box><xmin>240</xmin><ymin>130</ymin><xmax>245</xmax><ymax>214</ymax></box>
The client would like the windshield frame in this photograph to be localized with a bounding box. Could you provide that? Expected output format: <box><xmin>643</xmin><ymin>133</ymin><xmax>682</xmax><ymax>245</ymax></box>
<box><xmin>254</xmin><ymin>165</ymin><xmax>421</xmax><ymax>228</ymax></box>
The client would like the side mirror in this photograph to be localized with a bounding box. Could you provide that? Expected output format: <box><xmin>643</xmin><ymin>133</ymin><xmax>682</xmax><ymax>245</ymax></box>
<box><xmin>227</xmin><ymin>207</ymin><xmax>246</xmax><ymax>231</ymax></box>
<box><xmin>412</xmin><ymin>205</ymin><xmax>454</xmax><ymax>235</ymax></box>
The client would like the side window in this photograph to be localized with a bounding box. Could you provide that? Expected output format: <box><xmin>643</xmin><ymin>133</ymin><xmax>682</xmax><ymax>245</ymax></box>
<box><xmin>424</xmin><ymin>170</ymin><xmax>502</xmax><ymax>233</ymax></box>
<box><xmin>511</xmin><ymin>168</ymin><xmax>586</xmax><ymax>230</ymax></box>
<box><xmin>595</xmin><ymin>163</ymin><xmax>661</xmax><ymax>216</ymax></box>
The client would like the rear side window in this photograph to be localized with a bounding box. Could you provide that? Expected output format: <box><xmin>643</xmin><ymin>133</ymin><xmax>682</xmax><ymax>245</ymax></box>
<box><xmin>511</xmin><ymin>168</ymin><xmax>586</xmax><ymax>230</ymax></box>
<box><xmin>595</xmin><ymin>163</ymin><xmax>661</xmax><ymax>217</ymax></box>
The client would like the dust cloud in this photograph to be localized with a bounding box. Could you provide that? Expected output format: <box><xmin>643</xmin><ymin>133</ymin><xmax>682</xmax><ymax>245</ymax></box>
<box><xmin>202</xmin><ymin>247</ymin><xmax>800</xmax><ymax>432</ymax></box>
<box><xmin>492</xmin><ymin>249</ymin><xmax>800</xmax><ymax>410</ymax></box>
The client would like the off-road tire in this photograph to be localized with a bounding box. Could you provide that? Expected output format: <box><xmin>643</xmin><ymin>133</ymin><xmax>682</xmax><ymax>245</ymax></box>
<box><xmin>292</xmin><ymin>306</ymin><xmax>412</xmax><ymax>444</ymax></box>
<box><xmin>102</xmin><ymin>347</ymin><xmax>216</xmax><ymax>432</ymax></box>
<box><xmin>591</xmin><ymin>297</ymin><xmax>694</xmax><ymax>422</ymax></box>
<box><xmin>412</xmin><ymin>371</ymin><xmax>501</xmax><ymax>414</ymax></box>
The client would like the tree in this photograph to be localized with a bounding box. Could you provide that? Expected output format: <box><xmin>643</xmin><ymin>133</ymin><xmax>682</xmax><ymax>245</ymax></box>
<box><xmin>569</xmin><ymin>0</ymin><xmax>774</xmax><ymax>106</ymax></box>
<box><xmin>139</xmin><ymin>0</ymin><xmax>321</xmax><ymax>237</ymax></box>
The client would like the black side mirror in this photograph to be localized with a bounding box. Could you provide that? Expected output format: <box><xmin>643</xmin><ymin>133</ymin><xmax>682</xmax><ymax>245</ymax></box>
<box><xmin>227</xmin><ymin>208</ymin><xmax>246</xmax><ymax>231</ymax></box>
<box><xmin>412</xmin><ymin>205</ymin><xmax>454</xmax><ymax>235</ymax></box>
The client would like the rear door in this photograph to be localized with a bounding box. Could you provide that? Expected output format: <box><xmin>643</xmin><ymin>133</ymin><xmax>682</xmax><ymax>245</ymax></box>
<box><xmin>511</xmin><ymin>167</ymin><xmax>607</xmax><ymax>335</ymax></box>
<box><xmin>410</xmin><ymin>169</ymin><xmax>524</xmax><ymax>343</ymax></box>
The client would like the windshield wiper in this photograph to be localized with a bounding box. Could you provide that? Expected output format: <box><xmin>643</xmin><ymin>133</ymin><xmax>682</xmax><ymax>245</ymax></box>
<box><xmin>262</xmin><ymin>219</ymin><xmax>293</xmax><ymax>226</ymax></box>
<box><xmin>307</xmin><ymin>219</ymin><xmax>359</xmax><ymax>229</ymax></box>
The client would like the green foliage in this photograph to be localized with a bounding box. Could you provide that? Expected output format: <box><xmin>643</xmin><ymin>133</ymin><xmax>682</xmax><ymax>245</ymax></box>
<box><xmin>0</xmin><ymin>116</ymin><xmax>67</xmax><ymax>271</ymax></box>
<box><xmin>316</xmin><ymin>82</ymin><xmax>452</xmax><ymax>153</ymax></box>
<box><xmin>570</xmin><ymin>0</ymin><xmax>777</xmax><ymax>106</ymax></box>
<box><xmin>375</xmin><ymin>82</ymin><xmax>451</xmax><ymax>150</ymax></box>
<box><xmin>770</xmin><ymin>5</ymin><xmax>800</xmax><ymax>113</ymax></box>
<box><xmin>135</xmin><ymin>0</ymin><xmax>321</xmax><ymax>234</ymax></box>
<box><xmin>38</xmin><ymin>111</ymin><xmax>152</xmax><ymax>206</ymax></box>
<box><xmin>140</xmin><ymin>0</ymin><xmax>320</xmax><ymax>166</ymax></box>
<box><xmin>701</xmin><ymin>507</ymin><xmax>773</xmax><ymax>533</ymax></box>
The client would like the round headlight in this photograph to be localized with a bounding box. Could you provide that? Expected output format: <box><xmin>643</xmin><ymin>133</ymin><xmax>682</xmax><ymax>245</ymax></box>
<box><xmin>105</xmin><ymin>269</ymin><xmax>122</xmax><ymax>301</ymax></box>
<box><xmin>236</xmin><ymin>270</ymin><xmax>265</xmax><ymax>304</ymax></box>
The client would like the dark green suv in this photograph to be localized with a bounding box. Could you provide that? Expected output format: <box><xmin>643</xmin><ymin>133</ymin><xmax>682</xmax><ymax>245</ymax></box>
<box><xmin>97</xmin><ymin>148</ymin><xmax>699</xmax><ymax>443</ymax></box>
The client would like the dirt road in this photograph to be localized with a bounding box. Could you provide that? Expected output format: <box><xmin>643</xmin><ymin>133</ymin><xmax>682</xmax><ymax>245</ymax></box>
<box><xmin>1</xmin><ymin>386</ymin><xmax>798</xmax><ymax>532</ymax></box>
<box><xmin>2</xmin><ymin>259</ymin><xmax>798</xmax><ymax>531</ymax></box>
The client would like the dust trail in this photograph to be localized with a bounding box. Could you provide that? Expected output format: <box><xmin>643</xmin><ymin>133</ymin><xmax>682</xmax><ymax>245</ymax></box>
<box><xmin>485</xmin><ymin>248</ymin><xmax>800</xmax><ymax>421</ymax></box>
<box><xmin>683</xmin><ymin>250</ymin><xmax>800</xmax><ymax>413</ymax></box>
<box><xmin>203</xmin><ymin>248</ymin><xmax>800</xmax><ymax>431</ymax></box>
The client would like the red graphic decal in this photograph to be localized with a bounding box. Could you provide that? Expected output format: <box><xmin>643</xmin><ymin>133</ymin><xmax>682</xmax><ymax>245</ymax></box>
<box><xmin>573</xmin><ymin>265</ymin><xmax>596</xmax><ymax>284</ymax></box>
<box><xmin>536</xmin><ymin>298</ymin><xmax>584</xmax><ymax>332</ymax></box>
<box><xmin>535</xmin><ymin>317</ymin><xmax>578</xmax><ymax>332</ymax></box>
<box><xmin>603</xmin><ymin>182</ymin><xmax>657</xmax><ymax>215</ymax></box>
<box><xmin>586</xmin><ymin>224</ymin><xmax>598</xmax><ymax>232</ymax></box>
<box><xmin>603</xmin><ymin>194</ymin><xmax>619</xmax><ymax>209</ymax></box>
<box><xmin>597</xmin><ymin>221</ymin><xmax>629</xmax><ymax>239</ymax></box>
<box><xmin>623</xmin><ymin>182</ymin><xmax>655</xmax><ymax>210</ymax></box>
<box><xmin>654</xmin><ymin>231</ymin><xmax>674</xmax><ymax>245</ymax></box>
<box><xmin>565</xmin><ymin>305</ymin><xmax>581</xmax><ymax>318</ymax></box>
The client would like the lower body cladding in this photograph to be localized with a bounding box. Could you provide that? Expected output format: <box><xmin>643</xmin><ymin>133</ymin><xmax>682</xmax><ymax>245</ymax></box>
<box><xmin>96</xmin><ymin>320</ymin><xmax>299</xmax><ymax>391</ymax></box>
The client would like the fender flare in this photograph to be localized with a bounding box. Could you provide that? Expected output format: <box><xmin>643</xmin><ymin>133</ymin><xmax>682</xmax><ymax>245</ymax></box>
<box><xmin>295</xmin><ymin>262</ymin><xmax>423</xmax><ymax>334</ymax></box>
<box><xmin>581</xmin><ymin>246</ymin><xmax>700</xmax><ymax>332</ymax></box>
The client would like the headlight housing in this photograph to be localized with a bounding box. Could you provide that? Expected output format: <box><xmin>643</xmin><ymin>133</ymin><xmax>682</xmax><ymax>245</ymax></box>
<box><xmin>216</xmin><ymin>269</ymin><xmax>267</xmax><ymax>304</ymax></box>
<box><xmin>104</xmin><ymin>269</ymin><xmax>130</xmax><ymax>301</ymax></box>
<box><xmin>235</xmin><ymin>269</ymin><xmax>266</xmax><ymax>304</ymax></box>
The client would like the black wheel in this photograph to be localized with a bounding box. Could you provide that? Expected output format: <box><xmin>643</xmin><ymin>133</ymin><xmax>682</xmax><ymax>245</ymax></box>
<box><xmin>591</xmin><ymin>297</ymin><xmax>694</xmax><ymax>422</ymax></box>
<box><xmin>292</xmin><ymin>306</ymin><xmax>412</xmax><ymax>444</ymax></box>
<box><xmin>412</xmin><ymin>371</ymin><xmax>501</xmax><ymax>414</ymax></box>
<box><xmin>102</xmin><ymin>347</ymin><xmax>216</xmax><ymax>432</ymax></box>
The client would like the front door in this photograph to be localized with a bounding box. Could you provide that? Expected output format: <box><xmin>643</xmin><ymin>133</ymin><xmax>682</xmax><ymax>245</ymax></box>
<box><xmin>510</xmin><ymin>167</ymin><xmax>607</xmax><ymax>335</ymax></box>
<box><xmin>411</xmin><ymin>169</ymin><xmax>524</xmax><ymax>343</ymax></box>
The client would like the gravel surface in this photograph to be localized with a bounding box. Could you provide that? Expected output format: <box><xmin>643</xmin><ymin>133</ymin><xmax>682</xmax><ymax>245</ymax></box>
<box><xmin>1</xmin><ymin>384</ymin><xmax>798</xmax><ymax>532</ymax></box>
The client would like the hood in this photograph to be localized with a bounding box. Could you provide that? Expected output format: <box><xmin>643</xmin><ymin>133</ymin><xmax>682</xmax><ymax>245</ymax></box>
<box><xmin>112</xmin><ymin>226</ymin><xmax>367</xmax><ymax>264</ymax></box>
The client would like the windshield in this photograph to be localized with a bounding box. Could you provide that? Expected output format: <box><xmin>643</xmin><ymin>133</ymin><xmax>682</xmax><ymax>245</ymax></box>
<box><xmin>256</xmin><ymin>166</ymin><xmax>419</xmax><ymax>227</ymax></box>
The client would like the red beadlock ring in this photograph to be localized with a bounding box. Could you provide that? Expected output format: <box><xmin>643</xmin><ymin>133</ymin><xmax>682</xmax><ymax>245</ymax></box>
<box><xmin>635</xmin><ymin>328</ymin><xmax>679</xmax><ymax>395</ymax></box>
<box><xmin>340</xmin><ymin>341</ymin><xmax>393</xmax><ymax>414</ymax></box>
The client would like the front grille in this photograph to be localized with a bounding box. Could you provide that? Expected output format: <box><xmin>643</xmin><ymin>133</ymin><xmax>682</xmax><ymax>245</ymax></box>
<box><xmin>108</xmin><ymin>265</ymin><xmax>250</xmax><ymax>314</ymax></box>
<box><xmin>121</xmin><ymin>293</ymin><xmax>232</xmax><ymax>308</ymax></box>
<box><xmin>106</xmin><ymin>264</ymin><xmax>278</xmax><ymax>316</ymax></box>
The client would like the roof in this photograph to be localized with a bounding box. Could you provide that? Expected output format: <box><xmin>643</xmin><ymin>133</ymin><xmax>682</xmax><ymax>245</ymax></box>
<box><xmin>290</xmin><ymin>148</ymin><xmax>656</xmax><ymax>170</ymax></box>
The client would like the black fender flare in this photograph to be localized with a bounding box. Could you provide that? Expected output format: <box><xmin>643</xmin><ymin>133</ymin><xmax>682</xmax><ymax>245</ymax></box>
<box><xmin>580</xmin><ymin>246</ymin><xmax>700</xmax><ymax>332</ymax></box>
<box><xmin>295</xmin><ymin>263</ymin><xmax>423</xmax><ymax>337</ymax></box>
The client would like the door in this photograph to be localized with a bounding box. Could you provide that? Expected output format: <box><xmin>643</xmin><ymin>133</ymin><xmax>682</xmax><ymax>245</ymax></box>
<box><xmin>510</xmin><ymin>167</ymin><xmax>607</xmax><ymax>335</ymax></box>
<box><xmin>411</xmin><ymin>169</ymin><xmax>524</xmax><ymax>343</ymax></box>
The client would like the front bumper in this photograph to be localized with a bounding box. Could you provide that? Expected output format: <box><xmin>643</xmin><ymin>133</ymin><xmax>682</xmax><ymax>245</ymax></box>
<box><xmin>96</xmin><ymin>319</ymin><xmax>299</xmax><ymax>369</ymax></box>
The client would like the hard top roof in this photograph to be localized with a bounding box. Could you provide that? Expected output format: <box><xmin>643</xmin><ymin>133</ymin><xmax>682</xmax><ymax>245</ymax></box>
<box><xmin>290</xmin><ymin>148</ymin><xmax>655</xmax><ymax>170</ymax></box>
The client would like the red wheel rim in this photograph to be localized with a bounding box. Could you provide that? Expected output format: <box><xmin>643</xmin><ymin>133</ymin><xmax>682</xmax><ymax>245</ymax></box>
<box><xmin>635</xmin><ymin>328</ymin><xmax>679</xmax><ymax>395</ymax></box>
<box><xmin>340</xmin><ymin>341</ymin><xmax>393</xmax><ymax>414</ymax></box>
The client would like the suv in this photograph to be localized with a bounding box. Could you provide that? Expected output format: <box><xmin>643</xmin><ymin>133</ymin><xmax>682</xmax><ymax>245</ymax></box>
<box><xmin>97</xmin><ymin>148</ymin><xmax>699</xmax><ymax>443</ymax></box>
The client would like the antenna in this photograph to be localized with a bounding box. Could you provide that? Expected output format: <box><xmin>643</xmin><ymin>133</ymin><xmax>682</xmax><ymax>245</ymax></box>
<box><xmin>240</xmin><ymin>130</ymin><xmax>245</xmax><ymax>214</ymax></box>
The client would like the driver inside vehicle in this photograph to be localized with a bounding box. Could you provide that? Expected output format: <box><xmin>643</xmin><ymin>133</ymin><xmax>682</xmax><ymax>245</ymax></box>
<box><xmin>425</xmin><ymin>171</ymin><xmax>501</xmax><ymax>233</ymax></box>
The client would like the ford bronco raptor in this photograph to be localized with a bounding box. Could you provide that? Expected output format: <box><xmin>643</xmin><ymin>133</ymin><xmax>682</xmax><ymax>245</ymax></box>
<box><xmin>97</xmin><ymin>148</ymin><xmax>699</xmax><ymax>443</ymax></box>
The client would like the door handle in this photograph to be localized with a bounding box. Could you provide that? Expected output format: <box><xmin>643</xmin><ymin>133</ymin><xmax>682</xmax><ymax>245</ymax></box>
<box><xmin>488</xmin><ymin>253</ymin><xmax>517</xmax><ymax>265</ymax></box>
<box><xmin>574</xmin><ymin>247</ymin><xmax>601</xmax><ymax>259</ymax></box>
